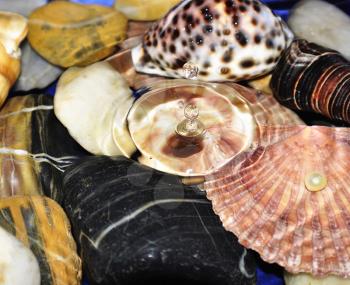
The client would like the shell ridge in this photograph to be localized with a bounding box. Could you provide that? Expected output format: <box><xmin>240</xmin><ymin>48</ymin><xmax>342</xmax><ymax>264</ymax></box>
<box><xmin>323</xmin><ymin>189</ymin><xmax>350</xmax><ymax>275</ymax></box>
<box><xmin>220</xmin><ymin>152</ymin><xmax>292</xmax><ymax>244</ymax></box>
<box><xmin>204</xmin><ymin>125</ymin><xmax>350</xmax><ymax>277</ymax></box>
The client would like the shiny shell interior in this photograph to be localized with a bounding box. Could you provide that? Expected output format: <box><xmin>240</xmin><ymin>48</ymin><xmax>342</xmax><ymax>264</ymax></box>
<box><xmin>128</xmin><ymin>80</ymin><xmax>255</xmax><ymax>176</ymax></box>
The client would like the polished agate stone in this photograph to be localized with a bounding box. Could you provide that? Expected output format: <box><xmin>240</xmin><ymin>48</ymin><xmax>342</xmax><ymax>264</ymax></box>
<box><xmin>63</xmin><ymin>156</ymin><xmax>256</xmax><ymax>285</ymax></box>
<box><xmin>0</xmin><ymin>196</ymin><xmax>82</xmax><ymax>285</ymax></box>
<box><xmin>0</xmin><ymin>94</ymin><xmax>88</xmax><ymax>200</ymax></box>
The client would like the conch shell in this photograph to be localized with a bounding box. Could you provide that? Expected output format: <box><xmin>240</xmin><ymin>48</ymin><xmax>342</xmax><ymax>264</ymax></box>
<box><xmin>132</xmin><ymin>0</ymin><xmax>293</xmax><ymax>82</ymax></box>
<box><xmin>0</xmin><ymin>12</ymin><xmax>27</xmax><ymax>107</ymax></box>
<box><xmin>205</xmin><ymin>125</ymin><xmax>350</xmax><ymax>277</ymax></box>
<box><xmin>271</xmin><ymin>39</ymin><xmax>350</xmax><ymax>124</ymax></box>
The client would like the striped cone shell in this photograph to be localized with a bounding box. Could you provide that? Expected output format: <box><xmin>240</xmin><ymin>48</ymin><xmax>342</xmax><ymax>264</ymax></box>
<box><xmin>204</xmin><ymin>125</ymin><xmax>350</xmax><ymax>277</ymax></box>
<box><xmin>271</xmin><ymin>39</ymin><xmax>350</xmax><ymax>124</ymax></box>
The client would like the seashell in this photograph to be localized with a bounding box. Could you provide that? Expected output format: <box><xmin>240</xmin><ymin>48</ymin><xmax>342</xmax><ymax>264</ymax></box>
<box><xmin>288</xmin><ymin>0</ymin><xmax>350</xmax><ymax>60</ymax></box>
<box><xmin>126</xmin><ymin>20</ymin><xmax>155</xmax><ymax>39</ymax></box>
<box><xmin>0</xmin><ymin>196</ymin><xmax>82</xmax><ymax>284</ymax></box>
<box><xmin>28</xmin><ymin>1</ymin><xmax>128</xmax><ymax>67</ymax></box>
<box><xmin>54</xmin><ymin>61</ymin><xmax>137</xmax><ymax>157</ymax></box>
<box><xmin>128</xmin><ymin>80</ymin><xmax>303</xmax><ymax>177</ymax></box>
<box><xmin>114</xmin><ymin>0</ymin><xmax>182</xmax><ymax>21</ymax></box>
<box><xmin>0</xmin><ymin>12</ymin><xmax>28</xmax><ymax>57</ymax></box>
<box><xmin>0</xmin><ymin>226</ymin><xmax>40</xmax><ymax>285</ymax></box>
<box><xmin>270</xmin><ymin>39</ymin><xmax>350</xmax><ymax>124</ymax></box>
<box><xmin>204</xmin><ymin>125</ymin><xmax>350</xmax><ymax>277</ymax></box>
<box><xmin>62</xmin><ymin>155</ymin><xmax>257</xmax><ymax>285</ymax></box>
<box><xmin>285</xmin><ymin>272</ymin><xmax>350</xmax><ymax>285</ymax></box>
<box><xmin>108</xmin><ymin>43</ymin><xmax>163</xmax><ymax>89</ymax></box>
<box><xmin>0</xmin><ymin>94</ymin><xmax>88</xmax><ymax>200</ymax></box>
<box><xmin>0</xmin><ymin>0</ymin><xmax>46</xmax><ymax>16</ymax></box>
<box><xmin>132</xmin><ymin>0</ymin><xmax>293</xmax><ymax>82</ymax></box>
<box><xmin>0</xmin><ymin>12</ymin><xmax>27</xmax><ymax>107</ymax></box>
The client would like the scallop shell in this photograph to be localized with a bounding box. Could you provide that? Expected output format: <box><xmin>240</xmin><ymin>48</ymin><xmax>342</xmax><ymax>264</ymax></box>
<box><xmin>270</xmin><ymin>39</ymin><xmax>350</xmax><ymax>124</ymax></box>
<box><xmin>128</xmin><ymin>80</ymin><xmax>302</xmax><ymax>176</ymax></box>
<box><xmin>132</xmin><ymin>0</ymin><xmax>293</xmax><ymax>82</ymax></box>
<box><xmin>204</xmin><ymin>125</ymin><xmax>350</xmax><ymax>277</ymax></box>
<box><xmin>54</xmin><ymin>61</ymin><xmax>137</xmax><ymax>157</ymax></box>
<box><xmin>0</xmin><ymin>12</ymin><xmax>27</xmax><ymax>107</ymax></box>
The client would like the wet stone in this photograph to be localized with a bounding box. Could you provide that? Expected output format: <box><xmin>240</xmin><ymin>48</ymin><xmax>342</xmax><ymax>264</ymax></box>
<box><xmin>62</xmin><ymin>156</ymin><xmax>257</xmax><ymax>285</ymax></box>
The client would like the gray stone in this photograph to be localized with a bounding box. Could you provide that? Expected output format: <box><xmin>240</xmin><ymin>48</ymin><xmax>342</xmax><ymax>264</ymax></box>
<box><xmin>15</xmin><ymin>41</ymin><xmax>63</xmax><ymax>91</ymax></box>
<box><xmin>0</xmin><ymin>0</ymin><xmax>46</xmax><ymax>16</ymax></box>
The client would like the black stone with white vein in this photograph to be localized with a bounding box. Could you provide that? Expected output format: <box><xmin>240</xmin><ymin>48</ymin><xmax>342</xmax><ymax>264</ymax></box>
<box><xmin>0</xmin><ymin>94</ymin><xmax>88</xmax><ymax>200</ymax></box>
<box><xmin>30</xmin><ymin>95</ymin><xmax>89</xmax><ymax>201</ymax></box>
<box><xmin>62</xmin><ymin>156</ymin><xmax>256</xmax><ymax>285</ymax></box>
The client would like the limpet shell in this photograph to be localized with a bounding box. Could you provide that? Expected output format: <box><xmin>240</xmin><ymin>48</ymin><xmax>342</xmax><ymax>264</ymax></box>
<box><xmin>205</xmin><ymin>125</ymin><xmax>350</xmax><ymax>277</ymax></box>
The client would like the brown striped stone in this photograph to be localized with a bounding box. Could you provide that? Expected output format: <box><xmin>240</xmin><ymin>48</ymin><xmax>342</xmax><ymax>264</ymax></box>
<box><xmin>0</xmin><ymin>196</ymin><xmax>81</xmax><ymax>285</ymax></box>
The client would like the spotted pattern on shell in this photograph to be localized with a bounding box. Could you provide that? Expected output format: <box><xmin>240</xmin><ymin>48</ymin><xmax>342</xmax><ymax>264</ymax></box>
<box><xmin>132</xmin><ymin>0</ymin><xmax>292</xmax><ymax>81</ymax></box>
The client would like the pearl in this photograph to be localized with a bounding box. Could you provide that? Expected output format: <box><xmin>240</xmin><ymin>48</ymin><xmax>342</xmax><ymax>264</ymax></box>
<box><xmin>304</xmin><ymin>172</ymin><xmax>328</xmax><ymax>192</ymax></box>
